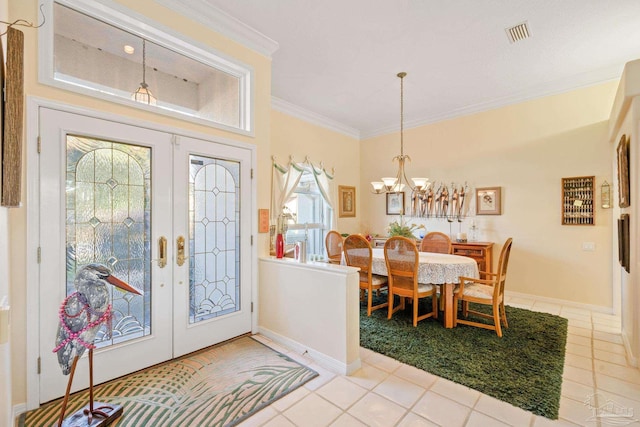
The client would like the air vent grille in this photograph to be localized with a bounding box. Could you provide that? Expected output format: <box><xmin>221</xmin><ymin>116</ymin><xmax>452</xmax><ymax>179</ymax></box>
<box><xmin>505</xmin><ymin>22</ymin><xmax>530</xmax><ymax>43</ymax></box>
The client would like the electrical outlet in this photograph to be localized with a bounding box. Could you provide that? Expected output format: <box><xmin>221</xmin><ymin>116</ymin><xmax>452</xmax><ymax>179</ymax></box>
<box><xmin>582</xmin><ymin>242</ymin><xmax>595</xmax><ymax>251</ymax></box>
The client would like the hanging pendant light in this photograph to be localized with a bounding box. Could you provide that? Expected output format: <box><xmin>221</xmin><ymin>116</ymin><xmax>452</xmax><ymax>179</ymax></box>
<box><xmin>132</xmin><ymin>39</ymin><xmax>157</xmax><ymax>105</ymax></box>
<box><xmin>371</xmin><ymin>72</ymin><xmax>429</xmax><ymax>194</ymax></box>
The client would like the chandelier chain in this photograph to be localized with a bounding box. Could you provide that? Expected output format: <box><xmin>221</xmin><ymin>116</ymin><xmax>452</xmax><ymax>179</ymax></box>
<box><xmin>142</xmin><ymin>39</ymin><xmax>147</xmax><ymax>85</ymax></box>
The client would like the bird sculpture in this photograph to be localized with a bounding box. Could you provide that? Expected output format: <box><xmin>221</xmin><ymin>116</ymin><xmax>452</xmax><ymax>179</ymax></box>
<box><xmin>53</xmin><ymin>263</ymin><xmax>142</xmax><ymax>426</ymax></box>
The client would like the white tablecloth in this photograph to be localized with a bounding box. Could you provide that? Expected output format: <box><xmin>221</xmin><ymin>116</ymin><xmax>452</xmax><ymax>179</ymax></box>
<box><xmin>370</xmin><ymin>248</ymin><xmax>478</xmax><ymax>284</ymax></box>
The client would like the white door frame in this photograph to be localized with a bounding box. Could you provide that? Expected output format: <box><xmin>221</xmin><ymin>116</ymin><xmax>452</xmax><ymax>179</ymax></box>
<box><xmin>25</xmin><ymin>96</ymin><xmax>258</xmax><ymax>409</ymax></box>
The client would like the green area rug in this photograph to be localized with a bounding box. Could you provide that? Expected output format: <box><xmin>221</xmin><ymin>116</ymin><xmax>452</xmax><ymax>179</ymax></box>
<box><xmin>21</xmin><ymin>336</ymin><xmax>317</xmax><ymax>427</ymax></box>
<box><xmin>360</xmin><ymin>296</ymin><xmax>567</xmax><ymax>419</ymax></box>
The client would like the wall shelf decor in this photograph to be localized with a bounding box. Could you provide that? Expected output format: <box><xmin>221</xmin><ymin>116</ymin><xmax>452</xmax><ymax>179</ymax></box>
<box><xmin>562</xmin><ymin>176</ymin><xmax>594</xmax><ymax>225</ymax></box>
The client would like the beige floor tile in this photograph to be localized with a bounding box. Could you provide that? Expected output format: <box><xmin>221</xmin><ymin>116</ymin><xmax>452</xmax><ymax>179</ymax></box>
<box><xmin>594</xmin><ymin>359</ymin><xmax>640</xmax><ymax>384</ymax></box>
<box><xmin>430</xmin><ymin>378</ymin><xmax>480</xmax><ymax>408</ymax></box>
<box><xmin>560</xmin><ymin>306</ymin><xmax>592</xmax><ymax>317</ymax></box>
<box><xmin>567</xmin><ymin>325</ymin><xmax>591</xmax><ymax>338</ymax></box>
<box><xmin>564</xmin><ymin>353</ymin><xmax>592</xmax><ymax>371</ymax></box>
<box><xmin>347</xmin><ymin>393</ymin><xmax>407</xmax><ymax>427</ymax></box>
<box><xmin>238</xmin><ymin>406</ymin><xmax>279</xmax><ymax>427</ymax></box>
<box><xmin>561</xmin><ymin>379</ymin><xmax>594</xmax><ymax>402</ymax></box>
<box><xmin>596</xmin><ymin>373</ymin><xmax>640</xmax><ymax>396</ymax></box>
<box><xmin>591</xmin><ymin>330</ymin><xmax>623</xmax><ymax>344</ymax></box>
<box><xmin>560</xmin><ymin>312</ymin><xmax>591</xmax><ymax>323</ymax></box>
<box><xmin>558</xmin><ymin>396</ymin><xmax>598</xmax><ymax>426</ymax></box>
<box><xmin>328</xmin><ymin>413</ymin><xmax>369</xmax><ymax>427</ymax></box>
<box><xmin>563</xmin><ymin>365</ymin><xmax>594</xmax><ymax>387</ymax></box>
<box><xmin>393</xmin><ymin>364</ymin><xmax>438</xmax><ymax>389</ymax></box>
<box><xmin>315</xmin><ymin>376</ymin><xmax>368</xmax><ymax>410</ymax></box>
<box><xmin>372</xmin><ymin>375</ymin><xmax>426</xmax><ymax>408</ymax></box>
<box><xmin>365</xmin><ymin>351</ymin><xmax>403</xmax><ymax>373</ymax></box>
<box><xmin>593</xmin><ymin>348</ymin><xmax>628</xmax><ymax>366</ymax></box>
<box><xmin>532</xmin><ymin>302</ymin><xmax>562</xmax><ymax>315</ymax></box>
<box><xmin>344</xmin><ymin>363</ymin><xmax>389</xmax><ymax>390</ymax></box>
<box><xmin>593</xmin><ymin>323</ymin><xmax>622</xmax><ymax>334</ymax></box>
<box><xmin>589</xmin><ymin>390</ymin><xmax>640</xmax><ymax>426</ymax></box>
<box><xmin>474</xmin><ymin>394</ymin><xmax>533</xmax><ymax>426</ymax></box>
<box><xmin>567</xmin><ymin>318</ymin><xmax>592</xmax><ymax>329</ymax></box>
<box><xmin>565</xmin><ymin>342</ymin><xmax>591</xmax><ymax>358</ymax></box>
<box><xmin>358</xmin><ymin>347</ymin><xmax>376</xmax><ymax>362</ymax></box>
<box><xmin>531</xmin><ymin>415</ymin><xmax>582</xmax><ymax>426</ymax></box>
<box><xmin>396</xmin><ymin>412</ymin><xmax>439</xmax><ymax>427</ymax></box>
<box><xmin>412</xmin><ymin>391</ymin><xmax>471</xmax><ymax>427</ymax></box>
<box><xmin>566</xmin><ymin>334</ymin><xmax>591</xmax><ymax>348</ymax></box>
<box><xmin>271</xmin><ymin>386</ymin><xmax>311</xmax><ymax>412</ymax></box>
<box><xmin>304</xmin><ymin>363</ymin><xmax>337</xmax><ymax>391</ymax></box>
<box><xmin>593</xmin><ymin>340</ymin><xmax>626</xmax><ymax>355</ymax></box>
<box><xmin>262</xmin><ymin>414</ymin><xmax>297</xmax><ymax>427</ymax></box>
<box><xmin>465</xmin><ymin>411</ymin><xmax>511</xmax><ymax>427</ymax></box>
<box><xmin>283</xmin><ymin>394</ymin><xmax>342</xmax><ymax>427</ymax></box>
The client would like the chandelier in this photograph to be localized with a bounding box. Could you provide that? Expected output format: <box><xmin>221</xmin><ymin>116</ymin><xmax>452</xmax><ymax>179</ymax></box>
<box><xmin>370</xmin><ymin>72</ymin><xmax>429</xmax><ymax>195</ymax></box>
<box><xmin>131</xmin><ymin>39</ymin><xmax>157</xmax><ymax>105</ymax></box>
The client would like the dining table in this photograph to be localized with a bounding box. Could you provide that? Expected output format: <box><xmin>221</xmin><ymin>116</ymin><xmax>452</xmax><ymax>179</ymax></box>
<box><xmin>368</xmin><ymin>248</ymin><xmax>480</xmax><ymax>328</ymax></box>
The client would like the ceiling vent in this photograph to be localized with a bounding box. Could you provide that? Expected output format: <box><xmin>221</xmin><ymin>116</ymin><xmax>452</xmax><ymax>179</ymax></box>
<box><xmin>505</xmin><ymin>21</ymin><xmax>530</xmax><ymax>43</ymax></box>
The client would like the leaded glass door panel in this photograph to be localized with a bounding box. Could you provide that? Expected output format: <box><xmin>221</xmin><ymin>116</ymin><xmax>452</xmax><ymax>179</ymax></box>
<box><xmin>172</xmin><ymin>137</ymin><xmax>252</xmax><ymax>357</ymax></box>
<box><xmin>39</xmin><ymin>109</ymin><xmax>175</xmax><ymax>404</ymax></box>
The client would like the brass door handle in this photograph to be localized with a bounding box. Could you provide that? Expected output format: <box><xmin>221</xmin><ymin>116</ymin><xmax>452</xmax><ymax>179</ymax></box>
<box><xmin>158</xmin><ymin>236</ymin><xmax>167</xmax><ymax>268</ymax></box>
<box><xmin>176</xmin><ymin>236</ymin><xmax>186</xmax><ymax>266</ymax></box>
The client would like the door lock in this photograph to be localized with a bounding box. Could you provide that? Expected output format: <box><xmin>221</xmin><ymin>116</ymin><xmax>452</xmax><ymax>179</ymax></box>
<box><xmin>177</xmin><ymin>236</ymin><xmax>186</xmax><ymax>266</ymax></box>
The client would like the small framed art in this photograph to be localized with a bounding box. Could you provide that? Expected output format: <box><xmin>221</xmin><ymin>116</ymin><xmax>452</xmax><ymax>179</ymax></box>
<box><xmin>476</xmin><ymin>187</ymin><xmax>502</xmax><ymax>215</ymax></box>
<box><xmin>386</xmin><ymin>192</ymin><xmax>405</xmax><ymax>215</ymax></box>
<box><xmin>617</xmin><ymin>134</ymin><xmax>630</xmax><ymax>208</ymax></box>
<box><xmin>338</xmin><ymin>185</ymin><xmax>356</xmax><ymax>217</ymax></box>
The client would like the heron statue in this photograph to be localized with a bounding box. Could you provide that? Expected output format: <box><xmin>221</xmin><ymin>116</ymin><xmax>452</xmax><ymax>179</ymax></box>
<box><xmin>53</xmin><ymin>263</ymin><xmax>142</xmax><ymax>427</ymax></box>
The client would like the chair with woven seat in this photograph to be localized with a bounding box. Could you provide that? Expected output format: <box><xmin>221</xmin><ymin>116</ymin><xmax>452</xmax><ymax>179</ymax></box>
<box><xmin>453</xmin><ymin>237</ymin><xmax>513</xmax><ymax>337</ymax></box>
<box><xmin>344</xmin><ymin>234</ymin><xmax>388</xmax><ymax>316</ymax></box>
<box><xmin>325</xmin><ymin>230</ymin><xmax>344</xmax><ymax>264</ymax></box>
<box><xmin>384</xmin><ymin>236</ymin><xmax>438</xmax><ymax>327</ymax></box>
<box><xmin>419</xmin><ymin>231</ymin><xmax>452</xmax><ymax>254</ymax></box>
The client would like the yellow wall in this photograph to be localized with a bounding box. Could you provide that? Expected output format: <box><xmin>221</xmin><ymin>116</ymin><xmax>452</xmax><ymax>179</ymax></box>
<box><xmin>9</xmin><ymin>0</ymin><xmax>273</xmax><ymax>406</ymax></box>
<box><xmin>270</xmin><ymin>110</ymin><xmax>361</xmax><ymax>234</ymax></box>
<box><xmin>361</xmin><ymin>81</ymin><xmax>618</xmax><ymax>307</ymax></box>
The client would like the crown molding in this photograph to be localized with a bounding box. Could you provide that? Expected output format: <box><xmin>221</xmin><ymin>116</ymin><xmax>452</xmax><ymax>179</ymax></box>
<box><xmin>154</xmin><ymin>0</ymin><xmax>279</xmax><ymax>58</ymax></box>
<box><xmin>271</xmin><ymin>97</ymin><xmax>360</xmax><ymax>140</ymax></box>
<box><xmin>361</xmin><ymin>64</ymin><xmax>623</xmax><ymax>140</ymax></box>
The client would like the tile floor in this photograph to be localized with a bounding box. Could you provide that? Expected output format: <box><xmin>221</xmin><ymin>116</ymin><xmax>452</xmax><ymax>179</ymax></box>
<box><xmin>240</xmin><ymin>295</ymin><xmax>640</xmax><ymax>427</ymax></box>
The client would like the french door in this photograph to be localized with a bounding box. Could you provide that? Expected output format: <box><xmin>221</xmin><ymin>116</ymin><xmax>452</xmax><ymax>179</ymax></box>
<box><xmin>38</xmin><ymin>108</ymin><xmax>252</xmax><ymax>403</ymax></box>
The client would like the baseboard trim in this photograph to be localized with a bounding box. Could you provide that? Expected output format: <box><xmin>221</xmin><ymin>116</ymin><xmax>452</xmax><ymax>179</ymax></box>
<box><xmin>13</xmin><ymin>402</ymin><xmax>26</xmax><ymax>425</ymax></box>
<box><xmin>257</xmin><ymin>327</ymin><xmax>361</xmax><ymax>376</ymax></box>
<box><xmin>505</xmin><ymin>290</ymin><xmax>614</xmax><ymax>314</ymax></box>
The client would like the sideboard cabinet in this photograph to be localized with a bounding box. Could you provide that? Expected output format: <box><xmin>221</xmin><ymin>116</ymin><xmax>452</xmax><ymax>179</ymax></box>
<box><xmin>451</xmin><ymin>242</ymin><xmax>494</xmax><ymax>273</ymax></box>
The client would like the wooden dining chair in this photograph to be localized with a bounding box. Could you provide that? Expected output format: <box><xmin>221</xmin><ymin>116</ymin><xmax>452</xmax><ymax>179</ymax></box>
<box><xmin>325</xmin><ymin>230</ymin><xmax>344</xmax><ymax>264</ymax></box>
<box><xmin>419</xmin><ymin>231</ymin><xmax>452</xmax><ymax>254</ymax></box>
<box><xmin>453</xmin><ymin>238</ymin><xmax>513</xmax><ymax>337</ymax></box>
<box><xmin>384</xmin><ymin>236</ymin><xmax>438</xmax><ymax>327</ymax></box>
<box><xmin>344</xmin><ymin>234</ymin><xmax>388</xmax><ymax>316</ymax></box>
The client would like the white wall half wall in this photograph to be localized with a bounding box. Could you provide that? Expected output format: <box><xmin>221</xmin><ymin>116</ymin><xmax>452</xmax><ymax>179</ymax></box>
<box><xmin>258</xmin><ymin>257</ymin><xmax>361</xmax><ymax>375</ymax></box>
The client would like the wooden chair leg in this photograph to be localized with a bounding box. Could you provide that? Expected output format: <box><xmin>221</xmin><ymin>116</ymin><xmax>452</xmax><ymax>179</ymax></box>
<box><xmin>432</xmin><ymin>293</ymin><xmax>438</xmax><ymax>319</ymax></box>
<box><xmin>500</xmin><ymin>302</ymin><xmax>508</xmax><ymax>328</ymax></box>
<box><xmin>367</xmin><ymin>288</ymin><xmax>373</xmax><ymax>316</ymax></box>
<box><xmin>453</xmin><ymin>297</ymin><xmax>458</xmax><ymax>326</ymax></box>
<box><xmin>387</xmin><ymin>292</ymin><xmax>394</xmax><ymax>319</ymax></box>
<box><xmin>462</xmin><ymin>300</ymin><xmax>469</xmax><ymax>317</ymax></box>
<box><xmin>494</xmin><ymin>304</ymin><xmax>502</xmax><ymax>337</ymax></box>
<box><xmin>413</xmin><ymin>296</ymin><xmax>419</xmax><ymax>327</ymax></box>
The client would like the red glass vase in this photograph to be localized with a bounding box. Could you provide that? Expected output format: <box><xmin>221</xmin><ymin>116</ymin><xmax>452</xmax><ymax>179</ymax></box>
<box><xmin>276</xmin><ymin>233</ymin><xmax>284</xmax><ymax>258</ymax></box>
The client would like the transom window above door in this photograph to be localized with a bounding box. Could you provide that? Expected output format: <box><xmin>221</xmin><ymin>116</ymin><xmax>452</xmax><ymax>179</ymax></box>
<box><xmin>39</xmin><ymin>0</ymin><xmax>253</xmax><ymax>135</ymax></box>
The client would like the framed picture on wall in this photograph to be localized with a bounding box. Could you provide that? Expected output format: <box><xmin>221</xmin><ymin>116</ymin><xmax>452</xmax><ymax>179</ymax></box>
<box><xmin>386</xmin><ymin>192</ymin><xmax>404</xmax><ymax>215</ymax></box>
<box><xmin>476</xmin><ymin>187</ymin><xmax>502</xmax><ymax>215</ymax></box>
<box><xmin>617</xmin><ymin>134</ymin><xmax>630</xmax><ymax>208</ymax></box>
<box><xmin>338</xmin><ymin>185</ymin><xmax>356</xmax><ymax>217</ymax></box>
<box><xmin>618</xmin><ymin>213</ymin><xmax>630</xmax><ymax>273</ymax></box>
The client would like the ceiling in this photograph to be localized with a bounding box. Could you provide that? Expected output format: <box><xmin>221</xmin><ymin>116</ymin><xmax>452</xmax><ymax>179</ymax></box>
<box><xmin>203</xmin><ymin>0</ymin><xmax>640</xmax><ymax>138</ymax></box>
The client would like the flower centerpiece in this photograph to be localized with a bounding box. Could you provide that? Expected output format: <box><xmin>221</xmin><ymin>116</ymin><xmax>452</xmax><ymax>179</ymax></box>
<box><xmin>387</xmin><ymin>219</ymin><xmax>425</xmax><ymax>239</ymax></box>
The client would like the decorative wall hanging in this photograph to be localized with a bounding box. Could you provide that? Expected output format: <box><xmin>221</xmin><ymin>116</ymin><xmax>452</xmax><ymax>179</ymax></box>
<box><xmin>618</xmin><ymin>213</ymin><xmax>630</xmax><ymax>273</ymax></box>
<box><xmin>475</xmin><ymin>187</ymin><xmax>502</xmax><ymax>215</ymax></box>
<box><xmin>617</xmin><ymin>134</ymin><xmax>630</xmax><ymax>208</ymax></box>
<box><xmin>338</xmin><ymin>185</ymin><xmax>356</xmax><ymax>217</ymax></box>
<box><xmin>386</xmin><ymin>192</ymin><xmax>404</xmax><ymax>215</ymax></box>
<box><xmin>562</xmin><ymin>176</ymin><xmax>594</xmax><ymax>225</ymax></box>
<box><xmin>1</xmin><ymin>27</ymin><xmax>24</xmax><ymax>207</ymax></box>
